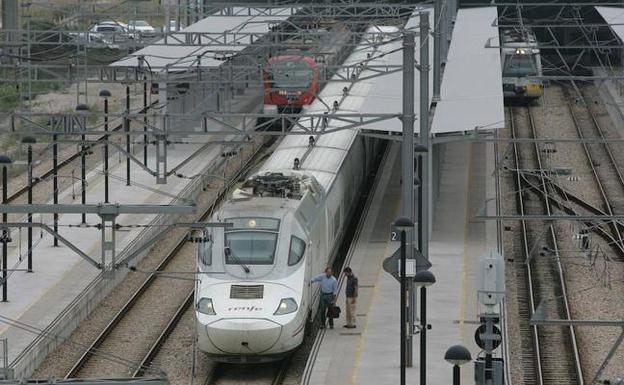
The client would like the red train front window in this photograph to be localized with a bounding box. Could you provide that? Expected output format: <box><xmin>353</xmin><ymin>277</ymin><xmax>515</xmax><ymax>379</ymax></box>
<box><xmin>268</xmin><ymin>59</ymin><xmax>314</xmax><ymax>89</ymax></box>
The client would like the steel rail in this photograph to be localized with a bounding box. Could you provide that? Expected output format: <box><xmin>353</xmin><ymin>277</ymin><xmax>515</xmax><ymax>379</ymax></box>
<box><xmin>5</xmin><ymin>101</ymin><xmax>158</xmax><ymax>204</ymax></box>
<box><xmin>132</xmin><ymin>290</ymin><xmax>194</xmax><ymax>377</ymax></box>
<box><xmin>526</xmin><ymin>106</ymin><xmax>584</xmax><ymax>384</ymax></box>
<box><xmin>64</xmin><ymin>133</ymin><xmax>266</xmax><ymax>379</ymax></box>
<box><xmin>564</xmin><ymin>85</ymin><xmax>624</xmax><ymax>254</ymax></box>
<box><xmin>63</xmin><ymin>202</ymin><xmax>195</xmax><ymax>378</ymax></box>
<box><xmin>271</xmin><ymin>358</ymin><xmax>291</xmax><ymax>385</ymax></box>
<box><xmin>509</xmin><ymin>107</ymin><xmax>544</xmax><ymax>385</ymax></box>
<box><xmin>573</xmin><ymin>84</ymin><xmax>624</xmax><ymax>250</ymax></box>
<box><xmin>522</xmin><ymin>179</ymin><xmax>624</xmax><ymax>258</ymax></box>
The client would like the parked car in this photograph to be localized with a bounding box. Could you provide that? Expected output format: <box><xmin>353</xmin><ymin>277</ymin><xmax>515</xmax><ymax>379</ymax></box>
<box><xmin>128</xmin><ymin>20</ymin><xmax>157</xmax><ymax>38</ymax></box>
<box><xmin>90</xmin><ymin>22</ymin><xmax>130</xmax><ymax>44</ymax></box>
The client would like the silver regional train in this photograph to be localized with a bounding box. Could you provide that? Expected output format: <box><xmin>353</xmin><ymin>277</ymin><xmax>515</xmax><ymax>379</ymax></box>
<box><xmin>194</xmin><ymin>26</ymin><xmax>396</xmax><ymax>363</ymax></box>
<box><xmin>501</xmin><ymin>28</ymin><xmax>543</xmax><ymax>101</ymax></box>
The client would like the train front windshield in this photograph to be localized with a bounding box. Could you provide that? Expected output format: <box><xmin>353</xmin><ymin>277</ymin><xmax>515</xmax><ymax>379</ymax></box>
<box><xmin>503</xmin><ymin>53</ymin><xmax>539</xmax><ymax>77</ymax></box>
<box><xmin>224</xmin><ymin>218</ymin><xmax>280</xmax><ymax>265</ymax></box>
<box><xmin>269</xmin><ymin>60</ymin><xmax>313</xmax><ymax>89</ymax></box>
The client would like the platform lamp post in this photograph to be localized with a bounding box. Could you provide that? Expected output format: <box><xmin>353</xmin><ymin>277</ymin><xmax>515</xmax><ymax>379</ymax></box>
<box><xmin>414</xmin><ymin>270</ymin><xmax>436</xmax><ymax>385</ymax></box>
<box><xmin>414</xmin><ymin>144</ymin><xmax>428</xmax><ymax>252</ymax></box>
<box><xmin>125</xmin><ymin>82</ymin><xmax>131</xmax><ymax>186</ymax></box>
<box><xmin>99</xmin><ymin>90</ymin><xmax>111</xmax><ymax>203</ymax></box>
<box><xmin>76</xmin><ymin>104</ymin><xmax>89</xmax><ymax>224</ymax></box>
<box><xmin>393</xmin><ymin>216</ymin><xmax>414</xmax><ymax>385</ymax></box>
<box><xmin>52</xmin><ymin>127</ymin><xmax>58</xmax><ymax>247</ymax></box>
<box><xmin>0</xmin><ymin>155</ymin><xmax>12</xmax><ymax>302</ymax></box>
<box><xmin>22</xmin><ymin>136</ymin><xmax>36</xmax><ymax>272</ymax></box>
<box><xmin>444</xmin><ymin>345</ymin><xmax>472</xmax><ymax>385</ymax></box>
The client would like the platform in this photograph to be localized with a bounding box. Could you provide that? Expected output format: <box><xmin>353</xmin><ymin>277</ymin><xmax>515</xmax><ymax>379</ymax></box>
<box><xmin>304</xmin><ymin>139</ymin><xmax>497</xmax><ymax>384</ymax></box>
<box><xmin>0</xmin><ymin>91</ymin><xmax>260</xmax><ymax>379</ymax></box>
<box><xmin>430</xmin><ymin>7</ymin><xmax>504</xmax><ymax>138</ymax></box>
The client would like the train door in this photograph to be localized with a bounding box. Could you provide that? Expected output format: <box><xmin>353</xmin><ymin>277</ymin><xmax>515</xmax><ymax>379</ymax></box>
<box><xmin>308</xmin><ymin>220</ymin><xmax>325</xmax><ymax>320</ymax></box>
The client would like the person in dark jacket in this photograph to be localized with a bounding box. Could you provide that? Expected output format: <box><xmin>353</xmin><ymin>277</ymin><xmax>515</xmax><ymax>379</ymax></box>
<box><xmin>343</xmin><ymin>267</ymin><xmax>358</xmax><ymax>328</ymax></box>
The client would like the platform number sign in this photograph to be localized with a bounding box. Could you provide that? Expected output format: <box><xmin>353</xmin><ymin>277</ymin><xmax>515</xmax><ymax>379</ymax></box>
<box><xmin>390</xmin><ymin>225</ymin><xmax>400</xmax><ymax>242</ymax></box>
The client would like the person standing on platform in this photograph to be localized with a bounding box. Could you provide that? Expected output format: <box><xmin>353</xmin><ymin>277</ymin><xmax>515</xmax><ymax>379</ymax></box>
<box><xmin>343</xmin><ymin>267</ymin><xmax>358</xmax><ymax>328</ymax></box>
<box><xmin>311</xmin><ymin>267</ymin><xmax>338</xmax><ymax>329</ymax></box>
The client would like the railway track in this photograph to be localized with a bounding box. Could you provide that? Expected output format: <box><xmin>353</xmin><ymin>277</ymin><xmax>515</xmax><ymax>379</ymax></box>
<box><xmin>509</xmin><ymin>106</ymin><xmax>583</xmax><ymax>385</ymax></box>
<box><xmin>63</xmin><ymin>134</ymin><xmax>270</xmax><ymax>379</ymax></box>
<box><xmin>207</xmin><ymin>359</ymin><xmax>290</xmax><ymax>385</ymax></box>
<box><xmin>563</xmin><ymin>84</ymin><xmax>624</xmax><ymax>254</ymax></box>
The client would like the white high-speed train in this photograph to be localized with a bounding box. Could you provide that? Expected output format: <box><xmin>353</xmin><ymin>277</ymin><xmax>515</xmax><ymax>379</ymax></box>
<box><xmin>194</xmin><ymin>25</ymin><xmax>397</xmax><ymax>363</ymax></box>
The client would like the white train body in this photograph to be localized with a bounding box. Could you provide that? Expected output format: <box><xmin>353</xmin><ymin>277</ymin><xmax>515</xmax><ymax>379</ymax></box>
<box><xmin>194</xmin><ymin>26</ymin><xmax>397</xmax><ymax>363</ymax></box>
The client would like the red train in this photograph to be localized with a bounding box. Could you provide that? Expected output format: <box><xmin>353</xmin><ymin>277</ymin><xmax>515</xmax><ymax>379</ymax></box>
<box><xmin>262</xmin><ymin>55</ymin><xmax>320</xmax><ymax>114</ymax></box>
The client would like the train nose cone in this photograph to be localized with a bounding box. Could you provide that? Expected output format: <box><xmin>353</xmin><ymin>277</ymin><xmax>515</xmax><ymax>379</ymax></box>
<box><xmin>207</xmin><ymin>319</ymin><xmax>282</xmax><ymax>354</ymax></box>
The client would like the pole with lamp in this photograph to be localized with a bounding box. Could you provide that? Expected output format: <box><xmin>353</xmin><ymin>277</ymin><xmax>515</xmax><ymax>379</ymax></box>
<box><xmin>125</xmin><ymin>83</ymin><xmax>131</xmax><ymax>186</ymax></box>
<box><xmin>75</xmin><ymin>104</ymin><xmax>89</xmax><ymax>224</ymax></box>
<box><xmin>393</xmin><ymin>216</ymin><xmax>414</xmax><ymax>385</ymax></box>
<box><xmin>0</xmin><ymin>155</ymin><xmax>12</xmax><ymax>302</ymax></box>
<box><xmin>414</xmin><ymin>269</ymin><xmax>436</xmax><ymax>385</ymax></box>
<box><xmin>52</xmin><ymin>127</ymin><xmax>58</xmax><ymax>247</ymax></box>
<box><xmin>22</xmin><ymin>136</ymin><xmax>36</xmax><ymax>272</ymax></box>
<box><xmin>99</xmin><ymin>90</ymin><xmax>111</xmax><ymax>203</ymax></box>
<box><xmin>445</xmin><ymin>344</ymin><xmax>472</xmax><ymax>385</ymax></box>
<box><xmin>400</xmin><ymin>28</ymin><xmax>416</xmax><ymax>368</ymax></box>
<box><xmin>137</xmin><ymin>55</ymin><xmax>148</xmax><ymax>167</ymax></box>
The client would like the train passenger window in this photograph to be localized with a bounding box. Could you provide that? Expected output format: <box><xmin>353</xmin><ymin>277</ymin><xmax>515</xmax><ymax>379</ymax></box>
<box><xmin>288</xmin><ymin>236</ymin><xmax>306</xmax><ymax>266</ymax></box>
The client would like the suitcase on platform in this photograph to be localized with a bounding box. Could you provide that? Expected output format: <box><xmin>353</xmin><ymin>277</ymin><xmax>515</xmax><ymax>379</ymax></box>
<box><xmin>328</xmin><ymin>304</ymin><xmax>341</xmax><ymax>319</ymax></box>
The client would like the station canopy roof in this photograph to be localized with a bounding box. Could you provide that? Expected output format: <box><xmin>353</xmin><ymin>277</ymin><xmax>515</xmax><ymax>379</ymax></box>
<box><xmin>430</xmin><ymin>7</ymin><xmax>504</xmax><ymax>137</ymax></box>
<box><xmin>358</xmin><ymin>9</ymin><xmax>434</xmax><ymax>134</ymax></box>
<box><xmin>111</xmin><ymin>7</ymin><xmax>295</xmax><ymax>71</ymax></box>
<box><xmin>358</xmin><ymin>6</ymin><xmax>504</xmax><ymax>139</ymax></box>
<box><xmin>596</xmin><ymin>6</ymin><xmax>624</xmax><ymax>42</ymax></box>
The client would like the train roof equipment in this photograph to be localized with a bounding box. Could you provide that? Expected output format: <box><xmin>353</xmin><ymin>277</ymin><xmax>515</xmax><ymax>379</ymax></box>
<box><xmin>231</xmin><ymin>171</ymin><xmax>322</xmax><ymax>201</ymax></box>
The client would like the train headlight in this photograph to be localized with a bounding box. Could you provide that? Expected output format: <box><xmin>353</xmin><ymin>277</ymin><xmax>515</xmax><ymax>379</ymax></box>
<box><xmin>274</xmin><ymin>298</ymin><xmax>298</xmax><ymax>315</ymax></box>
<box><xmin>197</xmin><ymin>298</ymin><xmax>216</xmax><ymax>315</ymax></box>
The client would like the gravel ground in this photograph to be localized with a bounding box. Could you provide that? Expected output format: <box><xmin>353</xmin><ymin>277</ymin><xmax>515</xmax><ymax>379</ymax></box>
<box><xmin>501</xmin><ymin>83</ymin><xmax>624</xmax><ymax>384</ymax></box>
<box><xmin>148</xmin><ymin>306</ymin><xmax>215</xmax><ymax>385</ymax></box>
<box><xmin>74</xmin><ymin>241</ymin><xmax>196</xmax><ymax>378</ymax></box>
<box><xmin>500</xmin><ymin>107</ymin><xmax>526</xmax><ymax>385</ymax></box>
